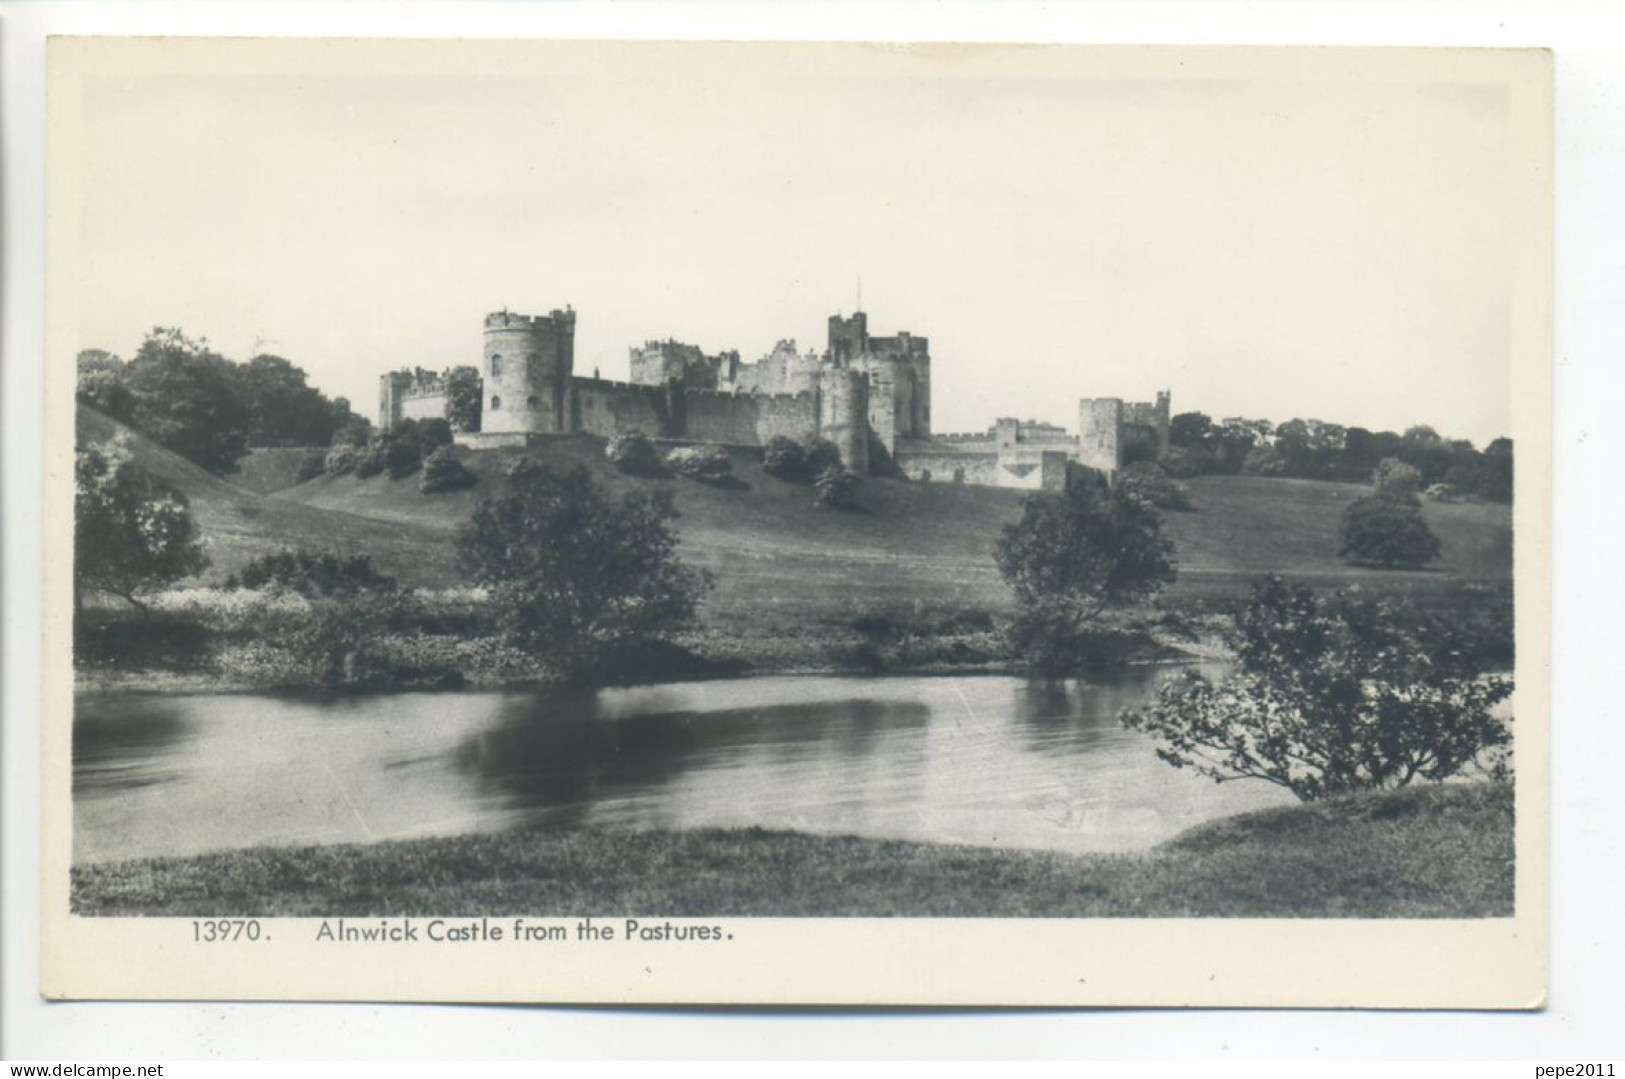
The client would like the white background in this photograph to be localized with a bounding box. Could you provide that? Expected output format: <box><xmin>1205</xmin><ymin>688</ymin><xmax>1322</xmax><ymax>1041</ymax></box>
<box><xmin>4</xmin><ymin>0</ymin><xmax>1620</xmax><ymax>1061</ymax></box>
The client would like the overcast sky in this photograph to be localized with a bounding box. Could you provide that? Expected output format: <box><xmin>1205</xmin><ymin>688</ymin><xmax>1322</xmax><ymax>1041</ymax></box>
<box><xmin>65</xmin><ymin>41</ymin><xmax>1525</xmax><ymax>446</ymax></box>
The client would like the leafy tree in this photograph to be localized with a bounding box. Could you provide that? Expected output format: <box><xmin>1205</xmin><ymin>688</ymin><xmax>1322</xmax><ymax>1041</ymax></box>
<box><xmin>1169</xmin><ymin>411</ymin><xmax>1215</xmax><ymax>450</ymax></box>
<box><xmin>1122</xmin><ymin>576</ymin><xmax>1512</xmax><ymax>801</ymax></box>
<box><xmin>1241</xmin><ymin>444</ymin><xmax>1289</xmax><ymax>477</ymax></box>
<box><xmin>456</xmin><ymin>460</ymin><xmax>712</xmax><ymax>674</ymax></box>
<box><xmin>606</xmin><ymin>432</ymin><xmax>664</xmax><ymax>477</ymax></box>
<box><xmin>802</xmin><ymin>436</ymin><xmax>844</xmax><ymax>478</ymax></box>
<box><xmin>75</xmin><ymin>438</ymin><xmax>208</xmax><ymax>616</ymax></box>
<box><xmin>1372</xmin><ymin>456</ymin><xmax>1423</xmax><ymax>495</ymax></box>
<box><xmin>1479</xmin><ymin>437</ymin><xmax>1513</xmax><ymax>503</ymax></box>
<box><xmin>1119</xmin><ymin>460</ymin><xmax>1192</xmax><ymax>511</ymax></box>
<box><xmin>813</xmin><ymin>465</ymin><xmax>860</xmax><ymax>509</ymax></box>
<box><xmin>225</xmin><ymin>548</ymin><xmax>396</xmax><ymax>596</ymax></box>
<box><xmin>994</xmin><ymin>481</ymin><xmax>1176</xmax><ymax>667</ymax></box>
<box><xmin>1340</xmin><ymin>490</ymin><xmax>1443</xmax><ymax>569</ymax></box>
<box><xmin>443</xmin><ymin>366</ymin><xmax>483</xmax><ymax>432</ymax></box>
<box><xmin>119</xmin><ymin>328</ymin><xmax>252</xmax><ymax>474</ymax></box>
<box><xmin>76</xmin><ymin>350</ymin><xmax>135</xmax><ymax>420</ymax></box>
<box><xmin>237</xmin><ymin>353</ymin><xmax>345</xmax><ymax>446</ymax></box>
<box><xmin>420</xmin><ymin>446</ymin><xmax>478</xmax><ymax>494</ymax></box>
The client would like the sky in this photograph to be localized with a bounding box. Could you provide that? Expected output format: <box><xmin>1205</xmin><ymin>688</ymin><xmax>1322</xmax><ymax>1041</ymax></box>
<box><xmin>64</xmin><ymin>41</ymin><xmax>1524</xmax><ymax>446</ymax></box>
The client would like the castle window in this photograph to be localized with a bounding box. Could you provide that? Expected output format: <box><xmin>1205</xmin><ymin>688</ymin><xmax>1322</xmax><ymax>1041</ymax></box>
<box><xmin>527</xmin><ymin>395</ymin><xmax>538</xmax><ymax>408</ymax></box>
<box><xmin>491</xmin><ymin>355</ymin><xmax>503</xmax><ymax>377</ymax></box>
<box><xmin>491</xmin><ymin>395</ymin><xmax>502</xmax><ymax>410</ymax></box>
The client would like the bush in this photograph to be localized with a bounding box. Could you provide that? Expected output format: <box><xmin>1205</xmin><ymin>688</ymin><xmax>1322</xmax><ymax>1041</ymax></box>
<box><xmin>606</xmin><ymin>432</ymin><xmax>664</xmax><ymax>477</ymax></box>
<box><xmin>294</xmin><ymin>449</ymin><xmax>327</xmax><ymax>483</ymax></box>
<box><xmin>1119</xmin><ymin>461</ymin><xmax>1192</xmax><ymax>511</ymax></box>
<box><xmin>353</xmin><ymin>443</ymin><xmax>387</xmax><ymax>478</ymax></box>
<box><xmin>1159</xmin><ymin>445</ymin><xmax>1211</xmax><ymax>479</ymax></box>
<box><xmin>814</xmin><ymin>466</ymin><xmax>860</xmax><ymax>509</ymax></box>
<box><xmin>664</xmin><ymin>443</ymin><xmax>732</xmax><ymax>483</ymax></box>
<box><xmin>803</xmin><ymin>437</ymin><xmax>843</xmax><ymax>478</ymax></box>
<box><xmin>762</xmin><ymin>436</ymin><xmax>810</xmax><ymax>482</ymax></box>
<box><xmin>252</xmin><ymin>588</ymin><xmax>460</xmax><ymax>689</ymax></box>
<box><xmin>1340</xmin><ymin>490</ymin><xmax>1443</xmax><ymax>569</ymax></box>
<box><xmin>414</xmin><ymin>417</ymin><xmax>455</xmax><ymax>456</ymax></box>
<box><xmin>1373</xmin><ymin>456</ymin><xmax>1423</xmax><ymax>495</ymax></box>
<box><xmin>1122</xmin><ymin>576</ymin><xmax>1513</xmax><ymax>801</ymax></box>
<box><xmin>225</xmin><ymin>548</ymin><xmax>396</xmax><ymax>597</ymax></box>
<box><xmin>384</xmin><ymin>437</ymin><xmax>422</xmax><ymax>479</ymax></box>
<box><xmin>419</xmin><ymin>447</ymin><xmax>478</xmax><ymax>494</ymax></box>
<box><xmin>1241</xmin><ymin>444</ymin><xmax>1289</xmax><ymax>477</ymax></box>
<box><xmin>323</xmin><ymin>443</ymin><xmax>361</xmax><ymax>476</ymax></box>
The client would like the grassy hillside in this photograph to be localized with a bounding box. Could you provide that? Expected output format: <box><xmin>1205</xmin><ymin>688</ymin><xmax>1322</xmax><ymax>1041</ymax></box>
<box><xmin>231</xmin><ymin>446</ymin><xmax>319</xmax><ymax>494</ymax></box>
<box><xmin>77</xmin><ymin>406</ymin><xmax>451</xmax><ymax>586</ymax></box>
<box><xmin>278</xmin><ymin>434</ymin><xmax>1512</xmax><ymax>621</ymax></box>
<box><xmin>80</xmin><ymin>405</ymin><xmax>1511</xmax><ymax>621</ymax></box>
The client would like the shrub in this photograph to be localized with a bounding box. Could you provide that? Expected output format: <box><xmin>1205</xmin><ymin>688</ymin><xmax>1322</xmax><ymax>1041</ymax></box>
<box><xmin>1122</xmin><ymin>576</ymin><xmax>1513</xmax><ymax>801</ymax></box>
<box><xmin>353</xmin><ymin>443</ymin><xmax>387</xmax><ymax>478</ymax></box>
<box><xmin>420</xmin><ymin>447</ymin><xmax>478</xmax><ymax>494</ymax></box>
<box><xmin>225</xmin><ymin>548</ymin><xmax>396</xmax><ymax>597</ymax></box>
<box><xmin>294</xmin><ymin>449</ymin><xmax>327</xmax><ymax>483</ymax></box>
<box><xmin>1241</xmin><ymin>444</ymin><xmax>1289</xmax><ymax>476</ymax></box>
<box><xmin>1373</xmin><ymin>456</ymin><xmax>1423</xmax><ymax>495</ymax></box>
<box><xmin>803</xmin><ymin>437</ymin><xmax>843</xmax><ymax>478</ymax></box>
<box><xmin>1119</xmin><ymin>461</ymin><xmax>1192</xmax><ymax>511</ymax></box>
<box><xmin>762</xmin><ymin>436</ymin><xmax>810</xmax><ymax>481</ymax></box>
<box><xmin>664</xmin><ymin>443</ymin><xmax>732</xmax><ymax>483</ymax></box>
<box><xmin>384</xmin><ymin>437</ymin><xmax>422</xmax><ymax>479</ymax></box>
<box><xmin>323</xmin><ymin>442</ymin><xmax>361</xmax><ymax>476</ymax></box>
<box><xmin>1340</xmin><ymin>490</ymin><xmax>1443</xmax><ymax>569</ymax></box>
<box><xmin>1159</xmin><ymin>445</ymin><xmax>1211</xmax><ymax>479</ymax></box>
<box><xmin>75</xmin><ymin>438</ymin><xmax>208</xmax><ymax>616</ymax></box>
<box><xmin>414</xmin><ymin>417</ymin><xmax>455</xmax><ymax>456</ymax></box>
<box><xmin>813</xmin><ymin>466</ymin><xmax>860</xmax><ymax>509</ymax></box>
<box><xmin>606</xmin><ymin>432</ymin><xmax>663</xmax><ymax>477</ymax></box>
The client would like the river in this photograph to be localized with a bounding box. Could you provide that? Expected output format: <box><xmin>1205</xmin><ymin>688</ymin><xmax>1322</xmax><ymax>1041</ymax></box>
<box><xmin>72</xmin><ymin>667</ymin><xmax>1293</xmax><ymax>865</ymax></box>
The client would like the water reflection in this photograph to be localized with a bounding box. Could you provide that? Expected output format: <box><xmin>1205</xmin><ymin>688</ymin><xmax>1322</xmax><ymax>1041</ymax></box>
<box><xmin>73</xmin><ymin>669</ymin><xmax>1289</xmax><ymax>865</ymax></box>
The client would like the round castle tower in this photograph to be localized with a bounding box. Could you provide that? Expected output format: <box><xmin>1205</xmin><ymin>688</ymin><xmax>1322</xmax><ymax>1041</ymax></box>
<box><xmin>482</xmin><ymin>308</ymin><xmax>576</xmax><ymax>436</ymax></box>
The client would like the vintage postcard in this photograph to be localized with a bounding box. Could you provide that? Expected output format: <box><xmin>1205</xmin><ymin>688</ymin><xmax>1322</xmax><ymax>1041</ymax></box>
<box><xmin>42</xmin><ymin>38</ymin><xmax>1550</xmax><ymax>1006</ymax></box>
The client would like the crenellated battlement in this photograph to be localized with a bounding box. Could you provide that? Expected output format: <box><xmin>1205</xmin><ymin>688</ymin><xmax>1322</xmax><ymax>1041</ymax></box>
<box><xmin>484</xmin><ymin>308</ymin><xmax>575</xmax><ymax>332</ymax></box>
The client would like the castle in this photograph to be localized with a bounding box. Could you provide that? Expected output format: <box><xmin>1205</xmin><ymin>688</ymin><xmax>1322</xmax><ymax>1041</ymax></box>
<box><xmin>379</xmin><ymin>305</ymin><xmax>1169</xmax><ymax>490</ymax></box>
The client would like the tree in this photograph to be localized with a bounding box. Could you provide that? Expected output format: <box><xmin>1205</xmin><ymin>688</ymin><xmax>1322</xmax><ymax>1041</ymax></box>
<box><xmin>1118</xmin><ymin>460</ymin><xmax>1192</xmax><ymax>511</ymax></box>
<box><xmin>76</xmin><ymin>350</ymin><xmax>135</xmax><ymax>420</ymax></box>
<box><xmin>1372</xmin><ymin>456</ymin><xmax>1423</xmax><ymax>495</ymax></box>
<box><xmin>994</xmin><ymin>480</ymin><xmax>1176</xmax><ymax>668</ymax></box>
<box><xmin>456</xmin><ymin>460</ymin><xmax>712</xmax><ymax>675</ymax></box>
<box><xmin>237</xmin><ymin>353</ymin><xmax>344</xmax><ymax>445</ymax></box>
<box><xmin>443</xmin><ymin>366</ymin><xmax>483</xmax><ymax>432</ymax></box>
<box><xmin>120</xmin><ymin>328</ymin><xmax>252</xmax><ymax>474</ymax></box>
<box><xmin>75</xmin><ymin>437</ymin><xmax>208</xmax><ymax>616</ymax></box>
<box><xmin>1122</xmin><ymin>576</ymin><xmax>1512</xmax><ymax>801</ymax></box>
<box><xmin>1340</xmin><ymin>490</ymin><xmax>1442</xmax><ymax>569</ymax></box>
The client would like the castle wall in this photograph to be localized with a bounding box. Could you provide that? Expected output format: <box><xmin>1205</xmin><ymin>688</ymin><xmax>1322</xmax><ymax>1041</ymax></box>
<box><xmin>570</xmin><ymin>379</ymin><xmax>668</xmax><ymax>438</ymax></box>
<box><xmin>680</xmin><ymin>389</ymin><xmax>821</xmax><ymax>448</ymax></box>
<box><xmin>896</xmin><ymin>445</ymin><xmax>1068</xmax><ymax>491</ymax></box>
<box><xmin>819</xmin><ymin>369</ymin><xmax>870</xmax><ymax>473</ymax></box>
<box><xmin>398</xmin><ymin>391</ymin><xmax>448</xmax><ymax>424</ymax></box>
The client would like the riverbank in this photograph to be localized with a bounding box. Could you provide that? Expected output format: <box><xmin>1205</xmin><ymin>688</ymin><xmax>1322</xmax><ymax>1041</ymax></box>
<box><xmin>72</xmin><ymin>781</ymin><xmax>1513</xmax><ymax>918</ymax></box>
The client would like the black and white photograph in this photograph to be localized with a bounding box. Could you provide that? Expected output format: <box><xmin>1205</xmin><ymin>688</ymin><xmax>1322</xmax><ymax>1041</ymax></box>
<box><xmin>40</xmin><ymin>37</ymin><xmax>1550</xmax><ymax>1006</ymax></box>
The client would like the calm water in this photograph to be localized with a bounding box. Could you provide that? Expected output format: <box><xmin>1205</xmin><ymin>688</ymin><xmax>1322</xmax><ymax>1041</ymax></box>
<box><xmin>73</xmin><ymin>669</ymin><xmax>1293</xmax><ymax>865</ymax></box>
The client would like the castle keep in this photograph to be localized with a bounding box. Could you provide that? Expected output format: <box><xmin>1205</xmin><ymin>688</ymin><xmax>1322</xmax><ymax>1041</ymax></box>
<box><xmin>379</xmin><ymin>305</ymin><xmax>1169</xmax><ymax>490</ymax></box>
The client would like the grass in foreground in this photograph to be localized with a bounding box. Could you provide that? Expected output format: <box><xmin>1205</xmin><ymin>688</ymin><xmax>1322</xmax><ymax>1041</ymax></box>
<box><xmin>72</xmin><ymin>782</ymin><xmax>1513</xmax><ymax>918</ymax></box>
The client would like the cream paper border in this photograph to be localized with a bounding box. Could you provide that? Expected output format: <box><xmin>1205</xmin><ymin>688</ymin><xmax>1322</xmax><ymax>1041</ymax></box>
<box><xmin>39</xmin><ymin>37</ymin><xmax>1551</xmax><ymax>1007</ymax></box>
